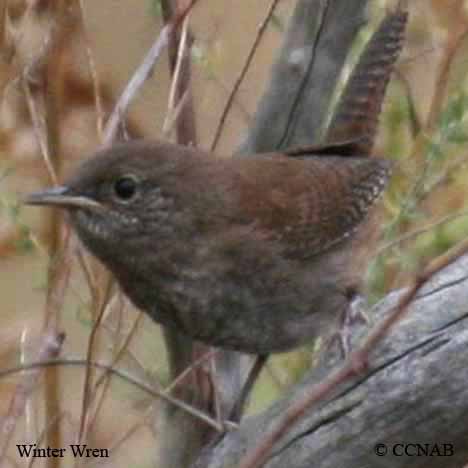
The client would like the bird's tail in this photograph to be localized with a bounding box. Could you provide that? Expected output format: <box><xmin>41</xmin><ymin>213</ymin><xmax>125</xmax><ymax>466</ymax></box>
<box><xmin>325</xmin><ymin>4</ymin><xmax>408</xmax><ymax>156</ymax></box>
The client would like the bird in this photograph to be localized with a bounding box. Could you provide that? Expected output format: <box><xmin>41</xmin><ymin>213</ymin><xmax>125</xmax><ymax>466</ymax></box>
<box><xmin>25</xmin><ymin>138</ymin><xmax>391</xmax><ymax>355</ymax></box>
<box><xmin>24</xmin><ymin>9</ymin><xmax>408</xmax><ymax>423</ymax></box>
<box><xmin>24</xmin><ymin>5</ymin><xmax>408</xmax><ymax>421</ymax></box>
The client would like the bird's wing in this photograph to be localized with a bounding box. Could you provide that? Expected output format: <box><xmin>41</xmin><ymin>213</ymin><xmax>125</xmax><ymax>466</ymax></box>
<box><xmin>233</xmin><ymin>154</ymin><xmax>391</xmax><ymax>259</ymax></box>
<box><xmin>284</xmin><ymin>138</ymin><xmax>367</xmax><ymax>158</ymax></box>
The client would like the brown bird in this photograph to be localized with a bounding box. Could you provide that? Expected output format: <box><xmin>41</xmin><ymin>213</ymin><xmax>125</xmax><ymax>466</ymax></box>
<box><xmin>25</xmin><ymin>8</ymin><xmax>407</xmax><ymax>360</ymax></box>
<box><xmin>25</xmin><ymin>139</ymin><xmax>389</xmax><ymax>354</ymax></box>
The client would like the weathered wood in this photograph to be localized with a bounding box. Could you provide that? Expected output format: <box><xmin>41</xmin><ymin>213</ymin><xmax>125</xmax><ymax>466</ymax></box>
<box><xmin>197</xmin><ymin>253</ymin><xmax>468</xmax><ymax>468</ymax></box>
<box><xmin>239</xmin><ymin>0</ymin><xmax>369</xmax><ymax>154</ymax></box>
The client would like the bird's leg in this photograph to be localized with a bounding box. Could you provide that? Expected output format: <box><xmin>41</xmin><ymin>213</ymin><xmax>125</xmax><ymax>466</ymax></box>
<box><xmin>228</xmin><ymin>354</ymin><xmax>268</xmax><ymax>423</ymax></box>
<box><xmin>347</xmin><ymin>290</ymin><xmax>370</xmax><ymax>325</ymax></box>
<box><xmin>336</xmin><ymin>288</ymin><xmax>370</xmax><ymax>357</ymax></box>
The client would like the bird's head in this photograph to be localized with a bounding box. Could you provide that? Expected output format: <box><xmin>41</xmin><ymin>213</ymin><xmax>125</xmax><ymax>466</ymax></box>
<box><xmin>24</xmin><ymin>140</ymin><xmax>191</xmax><ymax>259</ymax></box>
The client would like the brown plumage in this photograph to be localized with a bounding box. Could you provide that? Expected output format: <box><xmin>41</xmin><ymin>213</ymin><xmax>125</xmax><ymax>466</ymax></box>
<box><xmin>326</xmin><ymin>7</ymin><xmax>408</xmax><ymax>154</ymax></box>
<box><xmin>25</xmin><ymin>140</ymin><xmax>389</xmax><ymax>353</ymax></box>
<box><xmin>24</xmin><ymin>7</ymin><xmax>407</xmax><ymax>355</ymax></box>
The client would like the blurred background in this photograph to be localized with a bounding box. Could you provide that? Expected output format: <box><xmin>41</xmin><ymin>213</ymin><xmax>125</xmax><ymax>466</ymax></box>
<box><xmin>1</xmin><ymin>0</ymin><xmax>468</xmax><ymax>466</ymax></box>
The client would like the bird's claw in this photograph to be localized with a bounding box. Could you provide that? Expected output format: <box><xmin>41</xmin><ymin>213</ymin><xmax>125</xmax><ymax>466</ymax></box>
<box><xmin>331</xmin><ymin>294</ymin><xmax>370</xmax><ymax>358</ymax></box>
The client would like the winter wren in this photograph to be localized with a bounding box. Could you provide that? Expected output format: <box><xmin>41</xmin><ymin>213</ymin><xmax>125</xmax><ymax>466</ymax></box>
<box><xmin>25</xmin><ymin>6</ymin><xmax>408</xmax><ymax>355</ymax></box>
<box><xmin>25</xmin><ymin>139</ymin><xmax>390</xmax><ymax>354</ymax></box>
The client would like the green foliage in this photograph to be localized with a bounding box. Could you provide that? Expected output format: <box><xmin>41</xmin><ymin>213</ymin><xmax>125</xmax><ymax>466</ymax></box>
<box><xmin>0</xmin><ymin>167</ymin><xmax>14</xmax><ymax>183</ymax></box>
<box><xmin>149</xmin><ymin>0</ymin><xmax>162</xmax><ymax>18</ymax></box>
<box><xmin>369</xmin><ymin>87</ymin><xmax>468</xmax><ymax>300</ymax></box>
<box><xmin>0</xmin><ymin>189</ymin><xmax>35</xmax><ymax>254</ymax></box>
<box><xmin>270</xmin><ymin>13</ymin><xmax>285</xmax><ymax>32</ymax></box>
<box><xmin>192</xmin><ymin>43</ymin><xmax>220</xmax><ymax>81</ymax></box>
<box><xmin>14</xmin><ymin>224</ymin><xmax>34</xmax><ymax>253</ymax></box>
<box><xmin>75</xmin><ymin>304</ymin><xmax>94</xmax><ymax>328</ymax></box>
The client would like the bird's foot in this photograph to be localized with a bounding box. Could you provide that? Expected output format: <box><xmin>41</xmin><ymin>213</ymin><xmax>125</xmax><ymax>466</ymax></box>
<box><xmin>335</xmin><ymin>294</ymin><xmax>370</xmax><ymax>358</ymax></box>
<box><xmin>346</xmin><ymin>294</ymin><xmax>370</xmax><ymax>326</ymax></box>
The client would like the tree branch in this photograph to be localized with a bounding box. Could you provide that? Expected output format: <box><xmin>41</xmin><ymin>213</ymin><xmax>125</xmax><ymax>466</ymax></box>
<box><xmin>197</xmin><ymin>252</ymin><xmax>468</xmax><ymax>468</ymax></box>
<box><xmin>239</xmin><ymin>0</ymin><xmax>369</xmax><ymax>154</ymax></box>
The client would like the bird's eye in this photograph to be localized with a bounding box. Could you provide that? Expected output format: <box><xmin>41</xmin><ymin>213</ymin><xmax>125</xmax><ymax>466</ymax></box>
<box><xmin>113</xmin><ymin>175</ymin><xmax>139</xmax><ymax>202</ymax></box>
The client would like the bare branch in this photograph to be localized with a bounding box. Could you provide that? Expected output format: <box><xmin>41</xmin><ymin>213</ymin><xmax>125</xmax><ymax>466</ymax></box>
<box><xmin>210</xmin><ymin>0</ymin><xmax>281</xmax><ymax>151</ymax></box>
<box><xmin>0</xmin><ymin>330</ymin><xmax>65</xmax><ymax>463</ymax></box>
<box><xmin>77</xmin><ymin>0</ymin><xmax>106</xmax><ymax>140</ymax></box>
<box><xmin>103</xmin><ymin>0</ymin><xmax>199</xmax><ymax>144</ymax></box>
<box><xmin>0</xmin><ymin>358</ymin><xmax>223</xmax><ymax>432</ymax></box>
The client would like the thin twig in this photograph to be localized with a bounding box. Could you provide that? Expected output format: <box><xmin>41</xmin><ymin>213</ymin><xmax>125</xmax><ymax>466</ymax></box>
<box><xmin>75</xmin><ymin>246</ymin><xmax>98</xmax><ymax>305</ymax></box>
<box><xmin>106</xmin><ymin>419</ymin><xmax>147</xmax><ymax>458</ymax></box>
<box><xmin>426</xmin><ymin>1</ymin><xmax>468</xmax><ymax>129</ymax></box>
<box><xmin>103</xmin><ymin>0</ymin><xmax>199</xmax><ymax>144</ymax></box>
<box><xmin>77</xmin><ymin>276</ymin><xmax>114</xmax><ymax>444</ymax></box>
<box><xmin>16</xmin><ymin>9</ymin><xmax>58</xmax><ymax>185</ymax></box>
<box><xmin>210</xmin><ymin>0</ymin><xmax>281</xmax><ymax>151</ymax></box>
<box><xmin>377</xmin><ymin>209</ymin><xmax>468</xmax><ymax>255</ymax></box>
<box><xmin>0</xmin><ymin>330</ymin><xmax>65</xmax><ymax>463</ymax></box>
<box><xmin>42</xmin><ymin>222</ymin><xmax>72</xmax><ymax>330</ymax></box>
<box><xmin>21</xmin><ymin>77</ymin><xmax>58</xmax><ymax>185</ymax></box>
<box><xmin>17</xmin><ymin>9</ymin><xmax>60</xmax><ymax>186</ymax></box>
<box><xmin>0</xmin><ymin>1</ymin><xmax>6</xmax><ymax>52</ymax></box>
<box><xmin>161</xmin><ymin>0</ymin><xmax>198</xmax><ymax>146</ymax></box>
<box><xmin>423</xmin><ymin>151</ymin><xmax>468</xmax><ymax>198</ymax></box>
<box><xmin>387</xmin><ymin>17</ymin><xmax>468</xmax><ymax>237</ymax></box>
<box><xmin>86</xmin><ymin>305</ymin><xmax>145</xmax><ymax>436</ymax></box>
<box><xmin>239</xmin><ymin>238</ymin><xmax>468</xmax><ymax>468</ymax></box>
<box><xmin>77</xmin><ymin>0</ymin><xmax>105</xmax><ymax>139</ymax></box>
<box><xmin>165</xmin><ymin>349</ymin><xmax>218</xmax><ymax>393</ymax></box>
<box><xmin>393</xmin><ymin>68</ymin><xmax>421</xmax><ymax>137</ymax></box>
<box><xmin>162</xmin><ymin>88</ymin><xmax>190</xmax><ymax>137</ymax></box>
<box><xmin>163</xmin><ymin>14</ymin><xmax>190</xmax><ymax>134</ymax></box>
<box><xmin>102</xmin><ymin>25</ymin><xmax>171</xmax><ymax>144</ymax></box>
<box><xmin>26</xmin><ymin>411</ymin><xmax>71</xmax><ymax>468</ymax></box>
<box><xmin>0</xmin><ymin>359</ymin><xmax>223</xmax><ymax>432</ymax></box>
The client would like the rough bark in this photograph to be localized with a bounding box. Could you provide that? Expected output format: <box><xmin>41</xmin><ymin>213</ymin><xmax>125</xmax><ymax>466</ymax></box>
<box><xmin>197</xmin><ymin>253</ymin><xmax>468</xmax><ymax>468</ymax></box>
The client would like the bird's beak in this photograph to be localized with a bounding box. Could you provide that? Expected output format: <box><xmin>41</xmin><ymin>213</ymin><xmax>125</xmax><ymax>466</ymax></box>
<box><xmin>23</xmin><ymin>186</ymin><xmax>101</xmax><ymax>210</ymax></box>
